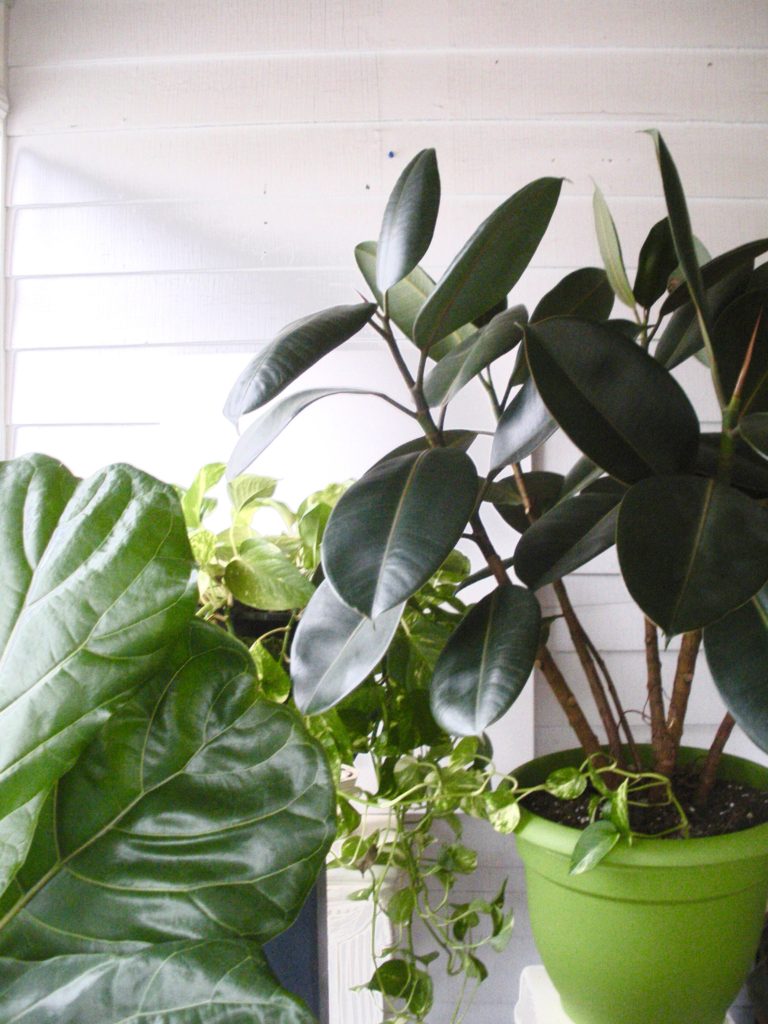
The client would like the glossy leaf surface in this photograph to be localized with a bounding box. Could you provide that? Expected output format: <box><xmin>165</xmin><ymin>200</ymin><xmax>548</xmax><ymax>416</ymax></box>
<box><xmin>413</xmin><ymin>178</ymin><xmax>562</xmax><ymax>351</ymax></box>
<box><xmin>659</xmin><ymin>237</ymin><xmax>768</xmax><ymax>317</ymax></box>
<box><xmin>430</xmin><ymin>583</ymin><xmax>541</xmax><ymax>735</ymax></box>
<box><xmin>225</xmin><ymin>536</ymin><xmax>315</xmax><ymax>610</ymax></box>
<box><xmin>423</xmin><ymin>306</ymin><xmax>526</xmax><ymax>407</ymax></box>
<box><xmin>292</xmin><ymin>580</ymin><xmax>404</xmax><ymax>715</ymax></box>
<box><xmin>0</xmin><ymin>940</ymin><xmax>314</xmax><ymax>1024</ymax></box>
<box><xmin>224</xmin><ymin>302</ymin><xmax>376</xmax><ymax>422</ymax></box>
<box><xmin>704</xmin><ymin>587</ymin><xmax>768</xmax><ymax>752</ymax></box>
<box><xmin>633</xmin><ymin>218</ymin><xmax>677</xmax><ymax>310</ymax></box>
<box><xmin>0</xmin><ymin>455</ymin><xmax>196</xmax><ymax>897</ymax></box>
<box><xmin>377</xmin><ymin>149</ymin><xmax>440</xmax><ymax>292</ymax></box>
<box><xmin>490</xmin><ymin>377</ymin><xmax>557</xmax><ymax>471</ymax></box>
<box><xmin>355</xmin><ymin>241</ymin><xmax>473</xmax><ymax>359</ymax></box>
<box><xmin>514</xmin><ymin>491</ymin><xmax>621</xmax><ymax>590</ymax></box>
<box><xmin>227</xmin><ymin>386</ymin><xmax>391</xmax><ymax>477</ymax></box>
<box><xmin>0</xmin><ymin>620</ymin><xmax>335</xmax><ymax>958</ymax></box>
<box><xmin>322</xmin><ymin>448</ymin><xmax>478</xmax><ymax>617</ymax></box>
<box><xmin>525</xmin><ymin>318</ymin><xmax>700</xmax><ymax>483</ymax></box>
<box><xmin>489</xmin><ymin>471</ymin><xmax>564</xmax><ymax>533</ymax></box>
<box><xmin>647</xmin><ymin>131</ymin><xmax>712</xmax><ymax>339</ymax></box>
<box><xmin>740</xmin><ymin>413</ymin><xmax>768</xmax><ymax>461</ymax></box>
<box><xmin>531</xmin><ymin>266</ymin><xmax>614</xmax><ymax>323</ymax></box>
<box><xmin>617</xmin><ymin>475</ymin><xmax>768</xmax><ymax>634</ymax></box>
<box><xmin>712</xmin><ymin>289</ymin><xmax>768</xmax><ymax>414</ymax></box>
<box><xmin>593</xmin><ymin>186</ymin><xmax>635</xmax><ymax>308</ymax></box>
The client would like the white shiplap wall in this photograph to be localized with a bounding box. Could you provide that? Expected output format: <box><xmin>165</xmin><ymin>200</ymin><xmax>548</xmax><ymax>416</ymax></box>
<box><xmin>4</xmin><ymin>3</ymin><xmax>768</xmax><ymax>1021</ymax></box>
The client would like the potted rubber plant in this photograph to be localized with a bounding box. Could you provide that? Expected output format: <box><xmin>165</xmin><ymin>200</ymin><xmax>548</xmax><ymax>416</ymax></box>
<box><xmin>0</xmin><ymin>453</ymin><xmax>336</xmax><ymax>1024</ymax></box>
<box><xmin>223</xmin><ymin>135</ymin><xmax>768</xmax><ymax>1024</ymax></box>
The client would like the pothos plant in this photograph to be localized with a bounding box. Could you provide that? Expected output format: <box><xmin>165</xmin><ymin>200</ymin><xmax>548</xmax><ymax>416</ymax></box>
<box><xmin>0</xmin><ymin>454</ymin><xmax>335</xmax><ymax>1024</ymax></box>
<box><xmin>180</xmin><ymin>465</ymin><xmax>515</xmax><ymax>1023</ymax></box>
<box><xmin>222</xmin><ymin>130</ymin><xmax>768</xmax><ymax>877</ymax></box>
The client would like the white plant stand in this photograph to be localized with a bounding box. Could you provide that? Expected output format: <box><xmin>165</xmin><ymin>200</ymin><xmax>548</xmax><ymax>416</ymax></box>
<box><xmin>514</xmin><ymin>965</ymin><xmax>736</xmax><ymax>1024</ymax></box>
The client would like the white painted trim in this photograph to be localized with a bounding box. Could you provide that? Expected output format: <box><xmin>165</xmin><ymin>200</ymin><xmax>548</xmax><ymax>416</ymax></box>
<box><xmin>0</xmin><ymin>4</ymin><xmax>8</xmax><ymax>458</ymax></box>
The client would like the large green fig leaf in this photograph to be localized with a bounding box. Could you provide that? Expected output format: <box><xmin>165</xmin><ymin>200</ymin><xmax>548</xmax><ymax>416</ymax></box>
<box><xmin>740</xmin><ymin>413</ymin><xmax>768</xmax><ymax>461</ymax></box>
<box><xmin>355</xmin><ymin>242</ymin><xmax>473</xmax><ymax>359</ymax></box>
<box><xmin>0</xmin><ymin>940</ymin><xmax>315</xmax><ymax>1024</ymax></box>
<box><xmin>430</xmin><ymin>583</ymin><xmax>541</xmax><ymax>735</ymax></box>
<box><xmin>487</xmin><ymin>471</ymin><xmax>564</xmax><ymax>533</ymax></box>
<box><xmin>322</xmin><ymin>448</ymin><xmax>478</xmax><ymax>617</ymax></box>
<box><xmin>292</xmin><ymin>580</ymin><xmax>404</xmax><ymax>715</ymax></box>
<box><xmin>413</xmin><ymin>178</ymin><xmax>563</xmax><ymax>351</ymax></box>
<box><xmin>224</xmin><ymin>302</ymin><xmax>377</xmax><ymax>422</ymax></box>
<box><xmin>0</xmin><ymin>455</ymin><xmax>196</xmax><ymax>898</ymax></box>
<box><xmin>525</xmin><ymin>317</ymin><xmax>700</xmax><ymax>483</ymax></box>
<box><xmin>514</xmin><ymin>491</ymin><xmax>622</xmax><ymax>590</ymax></box>
<box><xmin>422</xmin><ymin>306</ymin><xmax>526</xmax><ymax>407</ymax></box>
<box><xmin>0</xmin><ymin>620</ymin><xmax>334</xmax><ymax>959</ymax></box>
<box><xmin>704</xmin><ymin>587</ymin><xmax>768</xmax><ymax>753</ymax></box>
<box><xmin>377</xmin><ymin>149</ymin><xmax>441</xmax><ymax>293</ymax></box>
<box><xmin>617</xmin><ymin>475</ymin><xmax>768</xmax><ymax>635</ymax></box>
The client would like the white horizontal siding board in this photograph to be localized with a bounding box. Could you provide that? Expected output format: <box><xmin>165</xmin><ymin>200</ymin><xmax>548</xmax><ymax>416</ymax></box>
<box><xmin>7</xmin><ymin>267</ymin><xmax>572</xmax><ymax>350</ymax></box>
<box><xmin>13</xmin><ymin>423</ymin><xmax>168</xmax><ymax>478</ymax></box>
<box><xmin>10</xmin><ymin>0</ymin><xmax>768</xmax><ymax>63</ymax></box>
<box><xmin>535</xmin><ymin>650</ymin><xmax>726</xmax><ymax>729</ymax></box>
<box><xmin>10</xmin><ymin>195</ymin><xmax>767</xmax><ymax>277</ymax></box>
<box><xmin>10</xmin><ymin>122</ymin><xmax>768</xmax><ymax>207</ymax></box>
<box><xmin>9</xmin><ymin>50</ymin><xmax>767</xmax><ymax>136</ymax></box>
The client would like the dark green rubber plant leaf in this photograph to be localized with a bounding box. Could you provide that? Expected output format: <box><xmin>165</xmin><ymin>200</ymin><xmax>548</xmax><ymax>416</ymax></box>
<box><xmin>655</xmin><ymin>263</ymin><xmax>753</xmax><ymax>369</ymax></box>
<box><xmin>633</xmin><ymin>218</ymin><xmax>677</xmax><ymax>310</ymax></box>
<box><xmin>292</xmin><ymin>580</ymin><xmax>404</xmax><ymax>715</ymax></box>
<box><xmin>322</xmin><ymin>448</ymin><xmax>478</xmax><ymax>617</ymax></box>
<box><xmin>413</xmin><ymin>177</ymin><xmax>563</xmax><ymax>351</ymax></box>
<box><xmin>490</xmin><ymin>376</ymin><xmax>557</xmax><ymax>471</ymax></box>
<box><xmin>224</xmin><ymin>536</ymin><xmax>315</xmax><ymax>611</ymax></box>
<box><xmin>422</xmin><ymin>305</ymin><xmax>527</xmax><ymax>407</ymax></box>
<box><xmin>430</xmin><ymin>583</ymin><xmax>541</xmax><ymax>735</ymax></box>
<box><xmin>224</xmin><ymin>301</ymin><xmax>377</xmax><ymax>422</ymax></box>
<box><xmin>0</xmin><ymin>620</ymin><xmax>335</xmax><ymax>960</ymax></box>
<box><xmin>704</xmin><ymin>586</ymin><xmax>768</xmax><ymax>753</ymax></box>
<box><xmin>617</xmin><ymin>475</ymin><xmax>768</xmax><ymax>635</ymax></box>
<box><xmin>659</xmin><ymin>237</ymin><xmax>768</xmax><ymax>318</ymax></box>
<box><xmin>525</xmin><ymin>317</ymin><xmax>700</xmax><ymax>483</ymax></box>
<box><xmin>531</xmin><ymin>266</ymin><xmax>614</xmax><ymax>323</ymax></box>
<box><xmin>376</xmin><ymin>149</ymin><xmax>441</xmax><ymax>293</ymax></box>
<box><xmin>740</xmin><ymin>413</ymin><xmax>768</xmax><ymax>461</ymax></box>
<box><xmin>375</xmin><ymin>430</ymin><xmax>477</xmax><ymax>465</ymax></box>
<box><xmin>711</xmin><ymin>289</ymin><xmax>768</xmax><ymax>415</ymax></box>
<box><xmin>227</xmin><ymin>386</ymin><xmax>394</xmax><ymax>477</ymax></box>
<box><xmin>514</xmin><ymin>491</ymin><xmax>622</xmax><ymax>590</ymax></box>
<box><xmin>487</xmin><ymin>471</ymin><xmax>564</xmax><ymax>533</ymax></box>
<box><xmin>695</xmin><ymin>433</ymin><xmax>768</xmax><ymax>497</ymax></box>
<box><xmin>0</xmin><ymin>940</ymin><xmax>315</xmax><ymax>1024</ymax></box>
<box><xmin>0</xmin><ymin>454</ymin><xmax>196</xmax><ymax>900</ymax></box>
<box><xmin>355</xmin><ymin>241</ymin><xmax>473</xmax><ymax>359</ymax></box>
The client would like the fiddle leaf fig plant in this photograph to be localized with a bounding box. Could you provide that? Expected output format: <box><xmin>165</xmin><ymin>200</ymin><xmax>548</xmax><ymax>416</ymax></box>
<box><xmin>224</xmin><ymin>132</ymin><xmax>768</xmax><ymax>846</ymax></box>
<box><xmin>0</xmin><ymin>454</ymin><xmax>336</xmax><ymax>1023</ymax></box>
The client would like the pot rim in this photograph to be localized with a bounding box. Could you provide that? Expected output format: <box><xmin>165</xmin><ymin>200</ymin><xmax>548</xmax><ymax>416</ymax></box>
<box><xmin>514</xmin><ymin>745</ymin><xmax>768</xmax><ymax>868</ymax></box>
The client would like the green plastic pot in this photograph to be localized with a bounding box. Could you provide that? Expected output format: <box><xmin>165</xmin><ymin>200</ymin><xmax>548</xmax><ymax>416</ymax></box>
<box><xmin>514</xmin><ymin>747</ymin><xmax>768</xmax><ymax>1024</ymax></box>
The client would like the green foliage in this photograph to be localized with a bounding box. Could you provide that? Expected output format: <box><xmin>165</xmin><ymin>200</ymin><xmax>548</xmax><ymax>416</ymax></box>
<box><xmin>221</xmin><ymin>135</ymin><xmax>768</xmax><ymax>932</ymax></box>
<box><xmin>0</xmin><ymin>455</ymin><xmax>335</xmax><ymax>1023</ymax></box>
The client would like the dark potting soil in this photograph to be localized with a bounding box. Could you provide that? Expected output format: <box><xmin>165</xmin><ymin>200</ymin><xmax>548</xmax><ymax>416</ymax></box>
<box><xmin>524</xmin><ymin>769</ymin><xmax>768</xmax><ymax>838</ymax></box>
